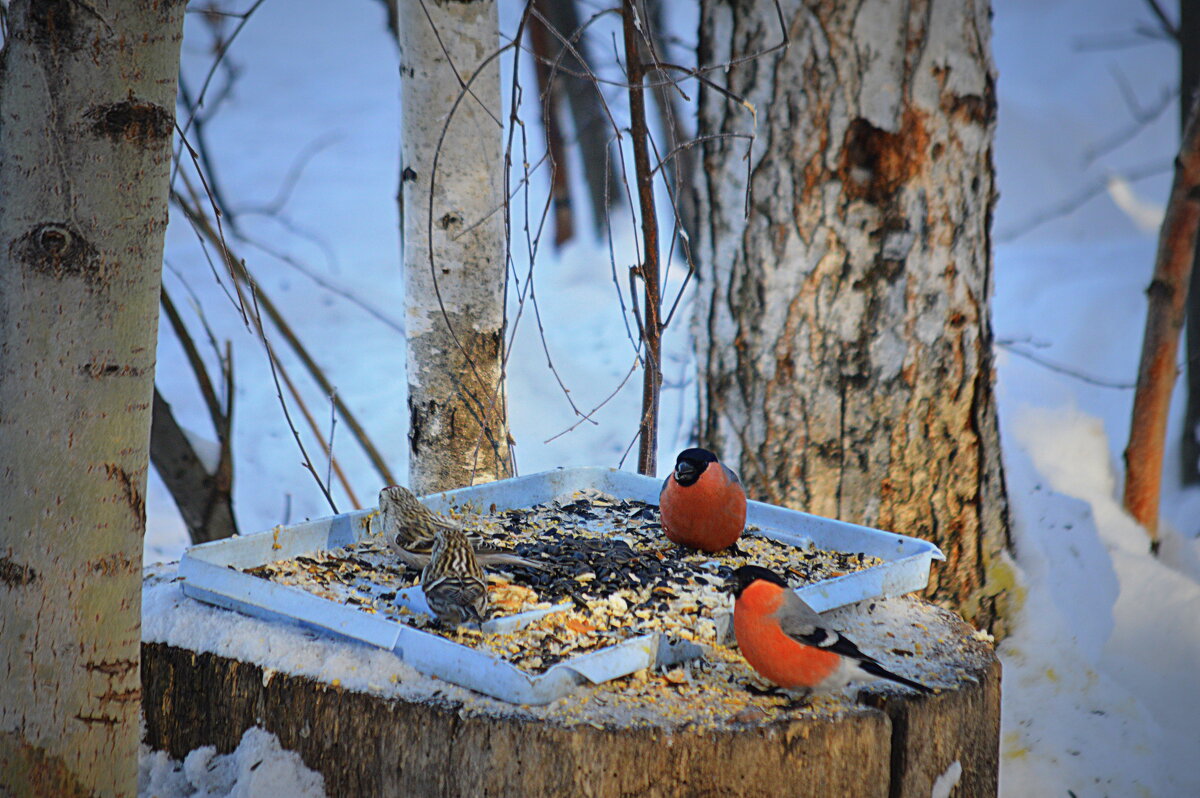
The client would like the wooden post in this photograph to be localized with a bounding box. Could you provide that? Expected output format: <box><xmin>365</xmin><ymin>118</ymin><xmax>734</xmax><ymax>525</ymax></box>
<box><xmin>142</xmin><ymin>599</ymin><xmax>999</xmax><ymax>797</ymax></box>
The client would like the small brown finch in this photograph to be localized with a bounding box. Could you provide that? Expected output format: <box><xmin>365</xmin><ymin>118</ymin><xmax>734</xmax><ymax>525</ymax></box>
<box><xmin>377</xmin><ymin>486</ymin><xmax>543</xmax><ymax>571</ymax></box>
<box><xmin>422</xmin><ymin>528</ymin><xmax>489</xmax><ymax>626</ymax></box>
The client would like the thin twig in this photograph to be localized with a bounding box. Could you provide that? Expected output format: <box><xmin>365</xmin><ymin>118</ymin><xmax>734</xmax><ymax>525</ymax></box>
<box><xmin>518</xmin><ymin>0</ymin><xmax>789</xmax><ymax>97</ymax></box>
<box><xmin>237</xmin><ymin>235</ymin><xmax>405</xmax><ymax>335</ymax></box>
<box><xmin>1142</xmin><ymin>0</ymin><xmax>1180</xmax><ymax>41</ymax></box>
<box><xmin>996</xmin><ymin>340</ymin><xmax>1135</xmax><ymax>389</ymax></box>
<box><xmin>165</xmin><ymin>260</ymin><xmax>231</xmax><ymax>372</ymax></box>
<box><xmin>160</xmin><ymin>288</ymin><xmax>226</xmax><ymax>430</ymax></box>
<box><xmin>176</xmin><ymin>135</ymin><xmax>250</xmax><ymax>325</ymax></box>
<box><xmin>173</xmin><ymin>189</ymin><xmax>398</xmax><ymax>488</ymax></box>
<box><xmin>327</xmin><ymin>389</ymin><xmax>338</xmax><ymax>498</ymax></box>
<box><xmin>996</xmin><ymin>159</ymin><xmax>1172</xmax><ymax>242</ymax></box>
<box><xmin>251</xmin><ymin>287</ymin><xmax>341</xmax><ymax>514</ymax></box>
<box><xmin>544</xmin><ymin>358</ymin><xmax>641</xmax><ymax>443</ymax></box>
<box><xmin>179</xmin><ymin>0</ymin><xmax>269</xmax><ymax>141</ymax></box>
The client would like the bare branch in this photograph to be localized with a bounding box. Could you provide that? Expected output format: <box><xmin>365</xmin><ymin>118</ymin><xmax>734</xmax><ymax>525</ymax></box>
<box><xmin>996</xmin><ymin>159</ymin><xmax>1171</xmax><ymax>242</ymax></box>
<box><xmin>151</xmin><ymin>388</ymin><xmax>238</xmax><ymax>544</ymax></box>
<box><xmin>250</xmin><ymin>287</ymin><xmax>341</xmax><ymax>514</ymax></box>
<box><xmin>1141</xmin><ymin>0</ymin><xmax>1180</xmax><ymax>41</ymax></box>
<box><xmin>179</xmin><ymin>0</ymin><xmax>268</xmax><ymax>141</ymax></box>
<box><xmin>160</xmin><ymin>288</ymin><xmax>227</xmax><ymax>431</ymax></box>
<box><xmin>172</xmin><ymin>189</ymin><xmax>398</xmax><ymax>490</ymax></box>
<box><xmin>623</xmin><ymin>0</ymin><xmax>664</xmax><ymax>477</ymax></box>
<box><xmin>1123</xmin><ymin>99</ymin><xmax>1200</xmax><ymax>548</ymax></box>
<box><xmin>1083</xmin><ymin>74</ymin><xmax>1177</xmax><ymax>165</ymax></box>
<box><xmin>996</xmin><ymin>339</ymin><xmax>1135</xmax><ymax>389</ymax></box>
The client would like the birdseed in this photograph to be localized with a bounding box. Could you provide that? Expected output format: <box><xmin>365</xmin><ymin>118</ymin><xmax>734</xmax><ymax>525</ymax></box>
<box><xmin>244</xmin><ymin>489</ymin><xmax>883</xmax><ymax>676</ymax></box>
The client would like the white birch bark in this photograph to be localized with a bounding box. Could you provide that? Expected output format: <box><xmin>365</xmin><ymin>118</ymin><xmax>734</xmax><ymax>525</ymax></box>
<box><xmin>693</xmin><ymin>0</ymin><xmax>1012</xmax><ymax>631</ymax></box>
<box><xmin>0</xmin><ymin>1</ymin><xmax>184</xmax><ymax>794</ymax></box>
<box><xmin>399</xmin><ymin>0</ymin><xmax>512</xmax><ymax>494</ymax></box>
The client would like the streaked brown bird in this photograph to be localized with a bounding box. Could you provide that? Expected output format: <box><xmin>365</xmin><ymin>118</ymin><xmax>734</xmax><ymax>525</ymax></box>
<box><xmin>421</xmin><ymin>528</ymin><xmax>489</xmax><ymax>627</ymax></box>
<box><xmin>376</xmin><ymin>485</ymin><xmax>543</xmax><ymax>571</ymax></box>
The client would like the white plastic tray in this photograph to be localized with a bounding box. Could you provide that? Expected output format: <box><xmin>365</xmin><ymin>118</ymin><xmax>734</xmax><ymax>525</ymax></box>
<box><xmin>179</xmin><ymin>466</ymin><xmax>943</xmax><ymax>704</ymax></box>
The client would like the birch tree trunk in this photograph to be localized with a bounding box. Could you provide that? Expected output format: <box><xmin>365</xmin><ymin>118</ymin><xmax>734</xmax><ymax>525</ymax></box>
<box><xmin>399</xmin><ymin>0</ymin><xmax>512</xmax><ymax>494</ymax></box>
<box><xmin>693</xmin><ymin>0</ymin><xmax>1012</xmax><ymax>632</ymax></box>
<box><xmin>0</xmin><ymin>1</ymin><xmax>184</xmax><ymax>794</ymax></box>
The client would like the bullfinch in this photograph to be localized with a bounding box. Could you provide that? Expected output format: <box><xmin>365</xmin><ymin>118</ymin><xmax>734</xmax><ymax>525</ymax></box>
<box><xmin>421</xmin><ymin>528</ymin><xmax>490</xmax><ymax>626</ymax></box>
<box><xmin>659</xmin><ymin>448</ymin><xmax>747</xmax><ymax>552</ymax></box>
<box><xmin>377</xmin><ymin>486</ymin><xmax>543</xmax><ymax>570</ymax></box>
<box><xmin>728</xmin><ymin>565</ymin><xmax>932</xmax><ymax>694</ymax></box>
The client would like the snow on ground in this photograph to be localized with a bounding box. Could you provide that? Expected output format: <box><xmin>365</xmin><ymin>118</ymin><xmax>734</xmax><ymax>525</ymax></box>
<box><xmin>990</xmin><ymin>1</ymin><xmax>1200</xmax><ymax>794</ymax></box>
<box><xmin>996</xmin><ymin>402</ymin><xmax>1200</xmax><ymax>796</ymax></box>
<box><xmin>139</xmin><ymin>0</ymin><xmax>1200</xmax><ymax>795</ymax></box>
<box><xmin>139</xmin><ymin>726</ymin><xmax>324</xmax><ymax>798</ymax></box>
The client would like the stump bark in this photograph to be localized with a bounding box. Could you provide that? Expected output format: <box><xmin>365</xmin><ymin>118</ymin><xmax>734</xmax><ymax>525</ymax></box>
<box><xmin>141</xmin><ymin>616</ymin><xmax>999</xmax><ymax>797</ymax></box>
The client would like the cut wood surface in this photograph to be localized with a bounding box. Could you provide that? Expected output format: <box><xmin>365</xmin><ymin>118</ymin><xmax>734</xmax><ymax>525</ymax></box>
<box><xmin>142</xmin><ymin>588</ymin><xmax>998</xmax><ymax>797</ymax></box>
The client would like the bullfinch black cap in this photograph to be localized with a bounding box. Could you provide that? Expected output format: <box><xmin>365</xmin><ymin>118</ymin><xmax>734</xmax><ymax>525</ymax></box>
<box><xmin>726</xmin><ymin>564</ymin><xmax>789</xmax><ymax>598</ymax></box>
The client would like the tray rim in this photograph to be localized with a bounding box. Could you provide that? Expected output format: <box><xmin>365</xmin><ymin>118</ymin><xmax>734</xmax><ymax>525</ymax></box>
<box><xmin>178</xmin><ymin>465</ymin><xmax>944</xmax><ymax>704</ymax></box>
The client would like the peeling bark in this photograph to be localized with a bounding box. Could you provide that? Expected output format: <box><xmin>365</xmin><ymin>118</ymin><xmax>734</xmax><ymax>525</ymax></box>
<box><xmin>398</xmin><ymin>0</ymin><xmax>513</xmax><ymax>494</ymax></box>
<box><xmin>693</xmin><ymin>0</ymin><xmax>1011</xmax><ymax>632</ymax></box>
<box><xmin>0</xmin><ymin>0</ymin><xmax>185</xmax><ymax>795</ymax></box>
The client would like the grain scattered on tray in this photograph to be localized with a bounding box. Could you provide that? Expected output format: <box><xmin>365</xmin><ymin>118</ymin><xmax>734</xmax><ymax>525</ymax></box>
<box><xmin>243</xmin><ymin>489</ymin><xmax>883</xmax><ymax>677</ymax></box>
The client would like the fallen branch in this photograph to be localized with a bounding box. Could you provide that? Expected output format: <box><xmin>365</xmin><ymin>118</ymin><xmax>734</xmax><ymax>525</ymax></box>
<box><xmin>151</xmin><ymin>387</ymin><xmax>237</xmax><ymax>545</ymax></box>
<box><xmin>153</xmin><ymin>289</ymin><xmax>238</xmax><ymax>544</ymax></box>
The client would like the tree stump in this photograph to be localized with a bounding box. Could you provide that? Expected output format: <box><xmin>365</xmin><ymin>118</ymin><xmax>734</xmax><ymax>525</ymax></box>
<box><xmin>141</xmin><ymin>587</ymin><xmax>999</xmax><ymax>797</ymax></box>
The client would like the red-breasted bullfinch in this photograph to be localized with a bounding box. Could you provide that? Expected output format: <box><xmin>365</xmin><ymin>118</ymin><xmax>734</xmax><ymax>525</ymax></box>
<box><xmin>377</xmin><ymin>486</ymin><xmax>544</xmax><ymax>571</ymax></box>
<box><xmin>728</xmin><ymin>565</ymin><xmax>932</xmax><ymax>694</ymax></box>
<box><xmin>421</xmin><ymin>528</ymin><xmax>489</xmax><ymax>626</ymax></box>
<box><xmin>659</xmin><ymin>448</ymin><xmax>747</xmax><ymax>552</ymax></box>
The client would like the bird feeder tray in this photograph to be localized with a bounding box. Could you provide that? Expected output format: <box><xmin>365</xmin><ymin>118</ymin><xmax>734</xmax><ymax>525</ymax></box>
<box><xmin>178</xmin><ymin>466</ymin><xmax>943</xmax><ymax>705</ymax></box>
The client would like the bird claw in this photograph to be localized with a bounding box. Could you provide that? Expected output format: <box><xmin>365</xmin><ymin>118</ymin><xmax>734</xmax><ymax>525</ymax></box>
<box><xmin>780</xmin><ymin>693</ymin><xmax>812</xmax><ymax>711</ymax></box>
<box><xmin>743</xmin><ymin>683</ymin><xmax>786</xmax><ymax>697</ymax></box>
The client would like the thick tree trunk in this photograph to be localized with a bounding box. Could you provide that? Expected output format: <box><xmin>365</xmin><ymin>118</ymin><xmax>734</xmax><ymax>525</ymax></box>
<box><xmin>399</xmin><ymin>0</ymin><xmax>512</xmax><ymax>494</ymax></box>
<box><xmin>693</xmin><ymin>0</ymin><xmax>1011</xmax><ymax>632</ymax></box>
<box><xmin>0</xmin><ymin>1</ymin><xmax>184</xmax><ymax>795</ymax></box>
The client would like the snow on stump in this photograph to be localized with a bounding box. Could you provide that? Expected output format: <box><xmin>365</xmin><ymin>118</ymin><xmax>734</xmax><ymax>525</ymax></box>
<box><xmin>141</xmin><ymin>569</ymin><xmax>999</xmax><ymax>797</ymax></box>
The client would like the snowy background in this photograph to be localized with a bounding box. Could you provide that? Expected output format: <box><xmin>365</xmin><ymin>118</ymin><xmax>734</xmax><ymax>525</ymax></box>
<box><xmin>142</xmin><ymin>0</ymin><xmax>1200</xmax><ymax>794</ymax></box>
